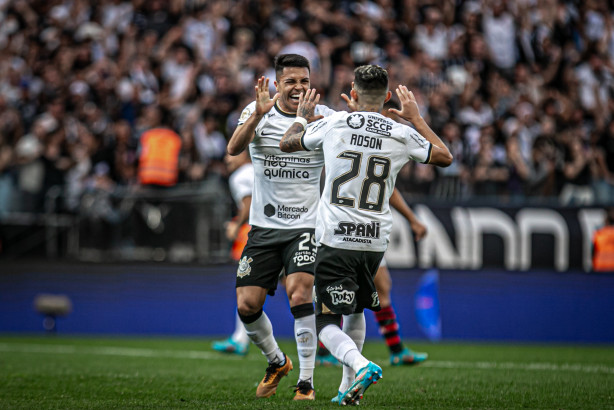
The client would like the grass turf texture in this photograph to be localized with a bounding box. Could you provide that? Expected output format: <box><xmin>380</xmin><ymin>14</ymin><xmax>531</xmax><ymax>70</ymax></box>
<box><xmin>0</xmin><ymin>336</ymin><xmax>612</xmax><ymax>409</ymax></box>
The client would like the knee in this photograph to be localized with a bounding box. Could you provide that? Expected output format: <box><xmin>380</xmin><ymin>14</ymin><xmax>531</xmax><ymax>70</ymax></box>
<box><xmin>287</xmin><ymin>285</ymin><xmax>312</xmax><ymax>306</ymax></box>
<box><xmin>288</xmin><ymin>291</ymin><xmax>310</xmax><ymax>307</ymax></box>
<box><xmin>285</xmin><ymin>273</ymin><xmax>314</xmax><ymax>306</ymax></box>
<box><xmin>237</xmin><ymin>296</ymin><xmax>262</xmax><ymax>317</ymax></box>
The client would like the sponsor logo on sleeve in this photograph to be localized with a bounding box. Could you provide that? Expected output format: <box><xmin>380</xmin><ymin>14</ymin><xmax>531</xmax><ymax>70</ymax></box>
<box><xmin>239</xmin><ymin>108</ymin><xmax>251</xmax><ymax>122</ymax></box>
<box><xmin>308</xmin><ymin>120</ymin><xmax>326</xmax><ymax>134</ymax></box>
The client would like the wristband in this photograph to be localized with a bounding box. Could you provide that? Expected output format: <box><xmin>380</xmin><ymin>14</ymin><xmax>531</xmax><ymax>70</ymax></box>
<box><xmin>294</xmin><ymin>117</ymin><xmax>308</xmax><ymax>129</ymax></box>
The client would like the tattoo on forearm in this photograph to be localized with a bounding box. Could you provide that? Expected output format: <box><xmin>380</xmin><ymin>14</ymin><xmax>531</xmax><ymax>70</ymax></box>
<box><xmin>280</xmin><ymin>123</ymin><xmax>305</xmax><ymax>152</ymax></box>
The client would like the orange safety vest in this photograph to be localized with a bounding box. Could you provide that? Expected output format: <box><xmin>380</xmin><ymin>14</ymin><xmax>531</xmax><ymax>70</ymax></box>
<box><xmin>592</xmin><ymin>226</ymin><xmax>614</xmax><ymax>272</ymax></box>
<box><xmin>138</xmin><ymin>128</ymin><xmax>182</xmax><ymax>186</ymax></box>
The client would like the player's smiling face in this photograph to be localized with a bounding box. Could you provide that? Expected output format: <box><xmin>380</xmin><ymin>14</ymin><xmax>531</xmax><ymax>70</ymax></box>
<box><xmin>275</xmin><ymin>67</ymin><xmax>310</xmax><ymax>114</ymax></box>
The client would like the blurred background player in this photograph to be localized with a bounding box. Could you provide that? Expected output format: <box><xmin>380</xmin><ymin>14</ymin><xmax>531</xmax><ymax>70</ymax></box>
<box><xmin>316</xmin><ymin>190</ymin><xmax>429</xmax><ymax>367</ymax></box>
<box><xmin>592</xmin><ymin>207</ymin><xmax>614</xmax><ymax>272</ymax></box>
<box><xmin>212</xmin><ymin>150</ymin><xmax>253</xmax><ymax>355</ymax></box>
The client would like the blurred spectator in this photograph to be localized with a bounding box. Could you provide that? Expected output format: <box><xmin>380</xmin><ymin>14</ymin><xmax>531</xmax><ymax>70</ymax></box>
<box><xmin>350</xmin><ymin>21</ymin><xmax>385</xmax><ymax>66</ymax></box>
<box><xmin>524</xmin><ymin>136</ymin><xmax>558</xmax><ymax>199</ymax></box>
<box><xmin>592</xmin><ymin>207</ymin><xmax>614</xmax><ymax>272</ymax></box>
<box><xmin>557</xmin><ymin>129</ymin><xmax>595</xmax><ymax>206</ymax></box>
<box><xmin>413</xmin><ymin>7</ymin><xmax>448</xmax><ymax>61</ymax></box>
<box><xmin>0</xmin><ymin>133</ymin><xmax>14</xmax><ymax>215</ymax></box>
<box><xmin>482</xmin><ymin>0</ymin><xmax>517</xmax><ymax>76</ymax></box>
<box><xmin>137</xmin><ymin>105</ymin><xmax>182</xmax><ymax>188</ymax></box>
<box><xmin>470</xmin><ymin>126</ymin><xmax>508</xmax><ymax>198</ymax></box>
<box><xmin>433</xmin><ymin>121</ymin><xmax>469</xmax><ymax>199</ymax></box>
<box><xmin>593</xmin><ymin>121</ymin><xmax>614</xmax><ymax>204</ymax></box>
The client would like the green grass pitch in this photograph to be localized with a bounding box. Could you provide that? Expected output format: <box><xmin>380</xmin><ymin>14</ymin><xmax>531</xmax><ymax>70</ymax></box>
<box><xmin>0</xmin><ymin>335</ymin><xmax>612</xmax><ymax>409</ymax></box>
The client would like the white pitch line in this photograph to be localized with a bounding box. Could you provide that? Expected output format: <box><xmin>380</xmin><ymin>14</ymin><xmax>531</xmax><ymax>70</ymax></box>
<box><xmin>0</xmin><ymin>343</ymin><xmax>613</xmax><ymax>375</ymax></box>
<box><xmin>0</xmin><ymin>343</ymin><xmax>250</xmax><ymax>361</ymax></box>
<box><xmin>420</xmin><ymin>360</ymin><xmax>614</xmax><ymax>375</ymax></box>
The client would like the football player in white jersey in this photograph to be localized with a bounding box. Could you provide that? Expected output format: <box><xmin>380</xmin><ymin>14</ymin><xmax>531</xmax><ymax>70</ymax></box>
<box><xmin>226</xmin><ymin>54</ymin><xmax>335</xmax><ymax>401</ymax></box>
<box><xmin>280</xmin><ymin>65</ymin><xmax>452</xmax><ymax>405</ymax></box>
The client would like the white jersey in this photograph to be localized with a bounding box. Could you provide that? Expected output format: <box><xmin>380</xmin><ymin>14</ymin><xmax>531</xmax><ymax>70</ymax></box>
<box><xmin>302</xmin><ymin>111</ymin><xmax>432</xmax><ymax>251</ymax></box>
<box><xmin>237</xmin><ymin>101</ymin><xmax>335</xmax><ymax>229</ymax></box>
<box><xmin>228</xmin><ymin>162</ymin><xmax>254</xmax><ymax>208</ymax></box>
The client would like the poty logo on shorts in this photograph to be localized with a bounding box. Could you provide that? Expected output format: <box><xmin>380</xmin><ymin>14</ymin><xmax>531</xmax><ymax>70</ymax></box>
<box><xmin>237</xmin><ymin>256</ymin><xmax>253</xmax><ymax>278</ymax></box>
<box><xmin>327</xmin><ymin>285</ymin><xmax>355</xmax><ymax>306</ymax></box>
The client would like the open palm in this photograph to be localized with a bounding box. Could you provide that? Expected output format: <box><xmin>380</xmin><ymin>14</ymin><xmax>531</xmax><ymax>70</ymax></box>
<box><xmin>254</xmin><ymin>76</ymin><xmax>279</xmax><ymax>115</ymax></box>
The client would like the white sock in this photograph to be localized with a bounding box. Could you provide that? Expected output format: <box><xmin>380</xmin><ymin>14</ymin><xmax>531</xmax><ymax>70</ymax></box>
<box><xmin>339</xmin><ymin>313</ymin><xmax>366</xmax><ymax>391</ymax></box>
<box><xmin>319</xmin><ymin>324</ymin><xmax>369</xmax><ymax>375</ymax></box>
<box><xmin>243</xmin><ymin>312</ymin><xmax>285</xmax><ymax>364</ymax></box>
<box><xmin>231</xmin><ymin>313</ymin><xmax>249</xmax><ymax>345</ymax></box>
<box><xmin>295</xmin><ymin>314</ymin><xmax>316</xmax><ymax>385</ymax></box>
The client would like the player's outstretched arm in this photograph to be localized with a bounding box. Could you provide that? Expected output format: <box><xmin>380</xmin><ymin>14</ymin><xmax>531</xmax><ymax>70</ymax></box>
<box><xmin>280</xmin><ymin>88</ymin><xmax>321</xmax><ymax>152</ymax></box>
<box><xmin>227</xmin><ymin>76</ymin><xmax>279</xmax><ymax>155</ymax></box>
<box><xmin>389</xmin><ymin>85</ymin><xmax>453</xmax><ymax>167</ymax></box>
<box><xmin>389</xmin><ymin>188</ymin><xmax>427</xmax><ymax>241</ymax></box>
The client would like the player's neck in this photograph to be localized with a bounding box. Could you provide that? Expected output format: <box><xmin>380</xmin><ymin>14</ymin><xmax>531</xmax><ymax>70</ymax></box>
<box><xmin>276</xmin><ymin>101</ymin><xmax>297</xmax><ymax>116</ymax></box>
<box><xmin>356</xmin><ymin>104</ymin><xmax>382</xmax><ymax>113</ymax></box>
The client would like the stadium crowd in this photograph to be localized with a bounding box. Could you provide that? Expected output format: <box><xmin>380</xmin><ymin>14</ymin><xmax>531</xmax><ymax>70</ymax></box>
<box><xmin>0</xmin><ymin>0</ymin><xmax>613</xmax><ymax>215</ymax></box>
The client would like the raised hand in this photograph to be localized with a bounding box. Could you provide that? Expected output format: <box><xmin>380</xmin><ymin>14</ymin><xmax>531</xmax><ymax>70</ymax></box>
<box><xmin>297</xmin><ymin>88</ymin><xmax>323</xmax><ymax>123</ymax></box>
<box><xmin>341</xmin><ymin>92</ymin><xmax>359</xmax><ymax>112</ymax></box>
<box><xmin>255</xmin><ymin>76</ymin><xmax>280</xmax><ymax>116</ymax></box>
<box><xmin>388</xmin><ymin>85</ymin><xmax>421</xmax><ymax>123</ymax></box>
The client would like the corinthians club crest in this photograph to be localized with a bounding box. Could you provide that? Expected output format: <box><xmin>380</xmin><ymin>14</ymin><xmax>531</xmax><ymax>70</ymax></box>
<box><xmin>347</xmin><ymin>113</ymin><xmax>365</xmax><ymax>129</ymax></box>
<box><xmin>237</xmin><ymin>256</ymin><xmax>253</xmax><ymax>278</ymax></box>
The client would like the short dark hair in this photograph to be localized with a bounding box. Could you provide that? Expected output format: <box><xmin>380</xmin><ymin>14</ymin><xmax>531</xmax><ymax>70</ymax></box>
<box><xmin>354</xmin><ymin>65</ymin><xmax>389</xmax><ymax>95</ymax></box>
<box><xmin>274</xmin><ymin>54</ymin><xmax>310</xmax><ymax>78</ymax></box>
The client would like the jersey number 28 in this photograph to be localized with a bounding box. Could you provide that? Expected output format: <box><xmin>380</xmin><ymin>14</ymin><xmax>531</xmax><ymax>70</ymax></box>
<box><xmin>331</xmin><ymin>150</ymin><xmax>390</xmax><ymax>212</ymax></box>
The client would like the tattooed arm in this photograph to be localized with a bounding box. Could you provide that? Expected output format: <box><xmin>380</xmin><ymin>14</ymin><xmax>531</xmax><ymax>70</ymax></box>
<box><xmin>280</xmin><ymin>88</ymin><xmax>321</xmax><ymax>153</ymax></box>
<box><xmin>280</xmin><ymin>122</ymin><xmax>307</xmax><ymax>152</ymax></box>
